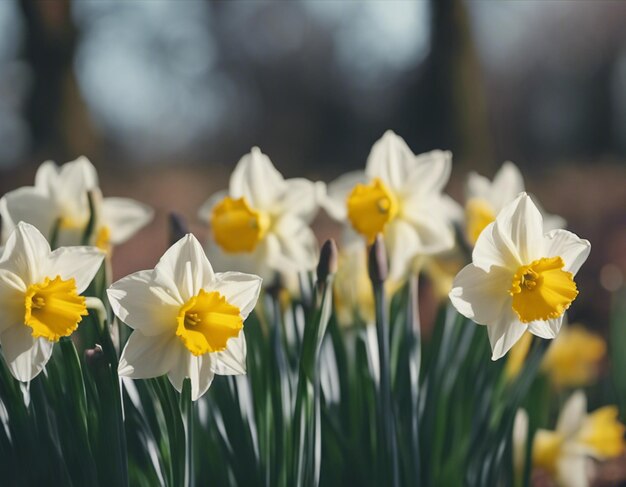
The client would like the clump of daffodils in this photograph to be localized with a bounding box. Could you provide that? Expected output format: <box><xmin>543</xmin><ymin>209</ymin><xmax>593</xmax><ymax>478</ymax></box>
<box><xmin>0</xmin><ymin>140</ymin><xmax>621</xmax><ymax>487</ymax></box>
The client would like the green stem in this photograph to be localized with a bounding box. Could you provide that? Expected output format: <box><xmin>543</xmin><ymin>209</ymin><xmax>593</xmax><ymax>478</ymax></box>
<box><xmin>373</xmin><ymin>283</ymin><xmax>399</xmax><ymax>487</ymax></box>
<box><xmin>182</xmin><ymin>379</ymin><xmax>194</xmax><ymax>487</ymax></box>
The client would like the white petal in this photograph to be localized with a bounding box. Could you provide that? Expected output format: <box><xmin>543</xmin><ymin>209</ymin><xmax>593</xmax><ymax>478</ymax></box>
<box><xmin>512</xmin><ymin>409</ymin><xmax>529</xmax><ymax>474</ymax></box>
<box><xmin>278</xmin><ymin>178</ymin><xmax>321</xmax><ymax>223</ymax></box>
<box><xmin>556</xmin><ymin>451</ymin><xmax>590</xmax><ymax>487</ymax></box>
<box><xmin>0</xmin><ymin>187</ymin><xmax>57</xmax><ymax>241</ymax></box>
<box><xmin>0</xmin><ymin>222</ymin><xmax>51</xmax><ymax>285</ymax></box>
<box><xmin>266</xmin><ymin>215</ymin><xmax>318</xmax><ymax>273</ymax></box>
<box><xmin>402</xmin><ymin>150</ymin><xmax>452</xmax><ymax>197</ymax></box>
<box><xmin>204</xmin><ymin>239</ymin><xmax>272</xmax><ymax>279</ymax></box>
<box><xmin>211</xmin><ymin>331</ymin><xmax>247</xmax><ymax>375</ymax></box>
<box><xmin>48</xmin><ymin>157</ymin><xmax>97</xmax><ymax>223</ymax></box>
<box><xmin>0</xmin><ymin>325</ymin><xmax>53</xmax><ymax>382</ymax></box>
<box><xmin>197</xmin><ymin>190</ymin><xmax>228</xmax><ymax>223</ymax></box>
<box><xmin>449</xmin><ymin>263</ymin><xmax>512</xmax><ymax>325</ymax></box>
<box><xmin>488</xmin><ymin>311</ymin><xmax>527</xmax><ymax>361</ymax></box>
<box><xmin>400</xmin><ymin>198</ymin><xmax>456</xmax><ymax>254</ymax></box>
<box><xmin>229</xmin><ymin>147</ymin><xmax>285</xmax><ymax>209</ymax></box>
<box><xmin>384</xmin><ymin>219</ymin><xmax>421</xmax><ymax>282</ymax></box>
<box><xmin>101</xmin><ymin>197</ymin><xmax>153</xmax><ymax>245</ymax></box>
<box><xmin>46</xmin><ymin>246</ymin><xmax>105</xmax><ymax>293</ymax></box>
<box><xmin>365</xmin><ymin>130</ymin><xmax>415</xmax><ymax>191</ymax></box>
<box><xmin>58</xmin><ymin>156</ymin><xmax>99</xmax><ymax>193</ymax></box>
<box><xmin>210</xmin><ymin>272</ymin><xmax>262</xmax><ymax>319</ymax></box>
<box><xmin>527</xmin><ymin>316</ymin><xmax>563</xmax><ymax>340</ymax></box>
<box><xmin>472</xmin><ymin>221</ymin><xmax>521</xmax><ymax>272</ymax></box>
<box><xmin>154</xmin><ymin>234</ymin><xmax>215</xmax><ymax>302</ymax></box>
<box><xmin>34</xmin><ymin>160</ymin><xmax>60</xmax><ymax>193</ymax></box>
<box><xmin>493</xmin><ymin>193</ymin><xmax>544</xmax><ymax>264</ymax></box>
<box><xmin>557</xmin><ymin>390</ymin><xmax>587</xmax><ymax>438</ymax></box>
<box><xmin>440</xmin><ymin>194</ymin><xmax>464</xmax><ymax>224</ymax></box>
<box><xmin>466</xmin><ymin>171</ymin><xmax>493</xmax><ymax>202</ymax></box>
<box><xmin>490</xmin><ymin>162</ymin><xmax>525</xmax><ymax>210</ymax></box>
<box><xmin>118</xmin><ymin>331</ymin><xmax>182</xmax><ymax>379</ymax></box>
<box><xmin>323</xmin><ymin>171</ymin><xmax>367</xmax><ymax>221</ymax></box>
<box><xmin>168</xmin><ymin>352</ymin><xmax>215</xmax><ymax>401</ymax></box>
<box><xmin>0</xmin><ymin>269</ymin><xmax>26</xmax><ymax>333</ymax></box>
<box><xmin>107</xmin><ymin>270</ymin><xmax>180</xmax><ymax>336</ymax></box>
<box><xmin>543</xmin><ymin>229</ymin><xmax>590</xmax><ymax>275</ymax></box>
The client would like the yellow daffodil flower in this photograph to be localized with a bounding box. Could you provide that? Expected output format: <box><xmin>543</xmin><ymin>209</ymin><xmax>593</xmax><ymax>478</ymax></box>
<box><xmin>0</xmin><ymin>223</ymin><xmax>104</xmax><ymax>381</ymax></box>
<box><xmin>323</xmin><ymin>130</ymin><xmax>460</xmax><ymax>282</ymax></box>
<box><xmin>449</xmin><ymin>193</ymin><xmax>590</xmax><ymax>360</ymax></box>
<box><xmin>198</xmin><ymin>147</ymin><xmax>322</xmax><ymax>281</ymax></box>
<box><xmin>0</xmin><ymin>157</ymin><xmax>153</xmax><ymax>251</ymax></box>
<box><xmin>519</xmin><ymin>391</ymin><xmax>626</xmax><ymax>487</ymax></box>
<box><xmin>107</xmin><ymin>233</ymin><xmax>262</xmax><ymax>401</ymax></box>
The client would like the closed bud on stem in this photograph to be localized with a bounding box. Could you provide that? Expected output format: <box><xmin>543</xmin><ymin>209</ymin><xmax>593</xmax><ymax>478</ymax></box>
<box><xmin>317</xmin><ymin>239</ymin><xmax>338</xmax><ymax>284</ymax></box>
<box><xmin>368</xmin><ymin>233</ymin><xmax>388</xmax><ymax>285</ymax></box>
<box><xmin>84</xmin><ymin>344</ymin><xmax>105</xmax><ymax>369</ymax></box>
<box><xmin>168</xmin><ymin>213</ymin><xmax>189</xmax><ymax>246</ymax></box>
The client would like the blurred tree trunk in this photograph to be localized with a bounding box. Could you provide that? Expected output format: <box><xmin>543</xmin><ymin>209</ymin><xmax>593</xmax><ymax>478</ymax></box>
<box><xmin>428</xmin><ymin>0</ymin><xmax>493</xmax><ymax>172</ymax></box>
<box><xmin>19</xmin><ymin>0</ymin><xmax>97</xmax><ymax>162</ymax></box>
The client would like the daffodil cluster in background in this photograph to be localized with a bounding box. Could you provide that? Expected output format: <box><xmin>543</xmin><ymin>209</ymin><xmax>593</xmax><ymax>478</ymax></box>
<box><xmin>0</xmin><ymin>134</ymin><xmax>623</xmax><ymax>487</ymax></box>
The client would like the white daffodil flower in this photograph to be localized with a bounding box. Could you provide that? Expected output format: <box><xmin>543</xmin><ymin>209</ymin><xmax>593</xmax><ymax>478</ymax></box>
<box><xmin>0</xmin><ymin>222</ymin><xmax>104</xmax><ymax>381</ymax></box>
<box><xmin>198</xmin><ymin>147</ymin><xmax>322</xmax><ymax>281</ymax></box>
<box><xmin>107</xmin><ymin>233</ymin><xmax>262</xmax><ymax>401</ymax></box>
<box><xmin>0</xmin><ymin>156</ymin><xmax>153</xmax><ymax>252</ymax></box>
<box><xmin>524</xmin><ymin>391</ymin><xmax>625</xmax><ymax>487</ymax></box>
<box><xmin>464</xmin><ymin>161</ymin><xmax>565</xmax><ymax>245</ymax></box>
<box><xmin>324</xmin><ymin>130</ymin><xmax>459</xmax><ymax>282</ymax></box>
<box><xmin>449</xmin><ymin>193</ymin><xmax>590</xmax><ymax>360</ymax></box>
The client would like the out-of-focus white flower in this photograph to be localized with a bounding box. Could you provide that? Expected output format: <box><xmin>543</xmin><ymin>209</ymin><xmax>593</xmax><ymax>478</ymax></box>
<box><xmin>0</xmin><ymin>157</ymin><xmax>153</xmax><ymax>251</ymax></box>
<box><xmin>464</xmin><ymin>161</ymin><xmax>565</xmax><ymax>245</ymax></box>
<box><xmin>449</xmin><ymin>193</ymin><xmax>590</xmax><ymax>360</ymax></box>
<box><xmin>0</xmin><ymin>223</ymin><xmax>104</xmax><ymax>381</ymax></box>
<box><xmin>107</xmin><ymin>233</ymin><xmax>262</xmax><ymax>401</ymax></box>
<box><xmin>324</xmin><ymin>130</ymin><xmax>459</xmax><ymax>282</ymax></box>
<box><xmin>520</xmin><ymin>391</ymin><xmax>625</xmax><ymax>487</ymax></box>
<box><xmin>198</xmin><ymin>147</ymin><xmax>322</xmax><ymax>282</ymax></box>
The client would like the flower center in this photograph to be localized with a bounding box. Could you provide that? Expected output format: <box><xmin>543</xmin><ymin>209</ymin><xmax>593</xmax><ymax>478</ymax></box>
<box><xmin>24</xmin><ymin>276</ymin><xmax>88</xmax><ymax>341</ymax></box>
<box><xmin>176</xmin><ymin>289</ymin><xmax>243</xmax><ymax>356</ymax></box>
<box><xmin>95</xmin><ymin>226</ymin><xmax>111</xmax><ymax>253</ymax></box>
<box><xmin>465</xmin><ymin>198</ymin><xmax>496</xmax><ymax>245</ymax></box>
<box><xmin>509</xmin><ymin>256</ymin><xmax>578</xmax><ymax>323</ymax></box>
<box><xmin>211</xmin><ymin>196</ymin><xmax>271</xmax><ymax>253</ymax></box>
<box><xmin>346</xmin><ymin>178</ymin><xmax>398</xmax><ymax>243</ymax></box>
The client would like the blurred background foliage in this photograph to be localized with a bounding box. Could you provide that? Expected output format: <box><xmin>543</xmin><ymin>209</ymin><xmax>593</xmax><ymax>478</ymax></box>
<box><xmin>0</xmin><ymin>0</ymin><xmax>624</xmax><ymax>336</ymax></box>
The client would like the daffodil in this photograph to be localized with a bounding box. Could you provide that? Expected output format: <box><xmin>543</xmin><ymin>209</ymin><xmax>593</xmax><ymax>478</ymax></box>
<box><xmin>0</xmin><ymin>156</ymin><xmax>153</xmax><ymax>251</ymax></box>
<box><xmin>324</xmin><ymin>130</ymin><xmax>459</xmax><ymax>282</ymax></box>
<box><xmin>464</xmin><ymin>161</ymin><xmax>565</xmax><ymax>245</ymax></box>
<box><xmin>449</xmin><ymin>193</ymin><xmax>590</xmax><ymax>360</ymax></box>
<box><xmin>107</xmin><ymin>233</ymin><xmax>262</xmax><ymax>401</ymax></box>
<box><xmin>0</xmin><ymin>222</ymin><xmax>104</xmax><ymax>381</ymax></box>
<box><xmin>506</xmin><ymin>325</ymin><xmax>606</xmax><ymax>386</ymax></box>
<box><xmin>198</xmin><ymin>147</ymin><xmax>321</xmax><ymax>281</ymax></box>
<box><xmin>530</xmin><ymin>391</ymin><xmax>625</xmax><ymax>486</ymax></box>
